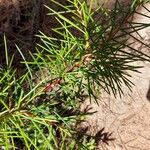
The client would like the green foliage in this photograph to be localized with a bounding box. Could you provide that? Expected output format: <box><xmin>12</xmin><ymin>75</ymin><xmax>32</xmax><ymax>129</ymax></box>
<box><xmin>0</xmin><ymin>0</ymin><xmax>150</xmax><ymax>149</ymax></box>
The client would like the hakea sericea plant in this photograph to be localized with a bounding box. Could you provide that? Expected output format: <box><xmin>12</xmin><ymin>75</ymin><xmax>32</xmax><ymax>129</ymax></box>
<box><xmin>0</xmin><ymin>0</ymin><xmax>150</xmax><ymax>149</ymax></box>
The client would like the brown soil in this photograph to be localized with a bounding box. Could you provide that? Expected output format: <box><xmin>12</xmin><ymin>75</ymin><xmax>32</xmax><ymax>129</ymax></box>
<box><xmin>0</xmin><ymin>0</ymin><xmax>40</xmax><ymax>65</ymax></box>
<box><xmin>0</xmin><ymin>0</ymin><xmax>58</xmax><ymax>70</ymax></box>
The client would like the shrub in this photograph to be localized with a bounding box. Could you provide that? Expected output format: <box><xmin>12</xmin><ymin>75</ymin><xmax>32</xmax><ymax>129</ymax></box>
<box><xmin>0</xmin><ymin>0</ymin><xmax>150</xmax><ymax>149</ymax></box>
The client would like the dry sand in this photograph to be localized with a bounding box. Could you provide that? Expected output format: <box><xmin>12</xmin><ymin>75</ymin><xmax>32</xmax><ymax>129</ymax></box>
<box><xmin>81</xmin><ymin>2</ymin><xmax>150</xmax><ymax>150</ymax></box>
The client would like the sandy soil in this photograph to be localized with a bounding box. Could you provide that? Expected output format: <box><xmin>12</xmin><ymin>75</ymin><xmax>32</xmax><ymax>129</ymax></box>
<box><xmin>80</xmin><ymin>2</ymin><xmax>150</xmax><ymax>150</ymax></box>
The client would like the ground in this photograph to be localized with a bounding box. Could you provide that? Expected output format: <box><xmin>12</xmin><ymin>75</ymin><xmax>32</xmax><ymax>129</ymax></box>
<box><xmin>80</xmin><ymin>2</ymin><xmax>150</xmax><ymax>150</ymax></box>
